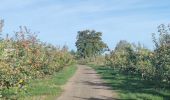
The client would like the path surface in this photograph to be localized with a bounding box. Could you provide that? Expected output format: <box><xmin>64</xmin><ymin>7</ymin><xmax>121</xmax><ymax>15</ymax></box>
<box><xmin>57</xmin><ymin>65</ymin><xmax>116</xmax><ymax>100</ymax></box>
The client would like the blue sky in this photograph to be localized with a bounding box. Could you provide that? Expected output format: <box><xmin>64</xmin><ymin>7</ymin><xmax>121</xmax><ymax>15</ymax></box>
<box><xmin>0</xmin><ymin>0</ymin><xmax>170</xmax><ymax>50</ymax></box>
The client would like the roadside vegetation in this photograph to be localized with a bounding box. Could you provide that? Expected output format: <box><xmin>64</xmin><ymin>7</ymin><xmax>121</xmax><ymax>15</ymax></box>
<box><xmin>105</xmin><ymin>24</ymin><xmax>170</xmax><ymax>86</ymax></box>
<box><xmin>4</xmin><ymin>65</ymin><xmax>76</xmax><ymax>100</ymax></box>
<box><xmin>90</xmin><ymin>65</ymin><xmax>170</xmax><ymax>100</ymax></box>
<box><xmin>1</xmin><ymin>18</ymin><xmax>170</xmax><ymax>100</ymax></box>
<box><xmin>0</xmin><ymin>20</ymin><xmax>75</xmax><ymax>99</ymax></box>
<box><xmin>76</xmin><ymin>24</ymin><xmax>170</xmax><ymax>100</ymax></box>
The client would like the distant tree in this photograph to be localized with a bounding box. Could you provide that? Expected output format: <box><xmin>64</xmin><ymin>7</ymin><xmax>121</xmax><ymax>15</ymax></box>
<box><xmin>75</xmin><ymin>30</ymin><xmax>107</xmax><ymax>59</ymax></box>
<box><xmin>62</xmin><ymin>45</ymin><xmax>68</xmax><ymax>52</ymax></box>
<box><xmin>0</xmin><ymin>19</ymin><xmax>4</xmax><ymax>32</ymax></box>
<box><xmin>70</xmin><ymin>49</ymin><xmax>76</xmax><ymax>55</ymax></box>
<box><xmin>114</xmin><ymin>40</ymin><xmax>131</xmax><ymax>52</ymax></box>
<box><xmin>0</xmin><ymin>19</ymin><xmax>4</xmax><ymax>40</ymax></box>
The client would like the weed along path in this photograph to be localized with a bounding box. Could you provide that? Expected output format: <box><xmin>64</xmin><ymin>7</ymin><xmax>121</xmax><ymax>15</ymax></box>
<box><xmin>57</xmin><ymin>65</ymin><xmax>116</xmax><ymax>100</ymax></box>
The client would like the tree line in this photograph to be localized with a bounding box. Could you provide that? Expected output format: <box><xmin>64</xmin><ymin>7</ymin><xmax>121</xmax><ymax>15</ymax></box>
<box><xmin>75</xmin><ymin>24</ymin><xmax>170</xmax><ymax>85</ymax></box>
<box><xmin>0</xmin><ymin>20</ymin><xmax>75</xmax><ymax>99</ymax></box>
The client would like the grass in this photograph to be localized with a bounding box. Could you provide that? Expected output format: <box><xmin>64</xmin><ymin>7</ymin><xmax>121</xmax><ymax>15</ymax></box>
<box><xmin>90</xmin><ymin>64</ymin><xmax>170</xmax><ymax>100</ymax></box>
<box><xmin>3</xmin><ymin>65</ymin><xmax>77</xmax><ymax>100</ymax></box>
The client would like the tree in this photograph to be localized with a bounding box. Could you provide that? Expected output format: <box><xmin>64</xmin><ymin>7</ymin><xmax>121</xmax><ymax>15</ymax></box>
<box><xmin>75</xmin><ymin>30</ymin><xmax>107</xmax><ymax>59</ymax></box>
<box><xmin>152</xmin><ymin>24</ymin><xmax>170</xmax><ymax>83</ymax></box>
<box><xmin>0</xmin><ymin>19</ymin><xmax>4</xmax><ymax>32</ymax></box>
<box><xmin>70</xmin><ymin>49</ymin><xmax>76</xmax><ymax>56</ymax></box>
<box><xmin>114</xmin><ymin>40</ymin><xmax>131</xmax><ymax>52</ymax></box>
<box><xmin>109</xmin><ymin>40</ymin><xmax>137</xmax><ymax>73</ymax></box>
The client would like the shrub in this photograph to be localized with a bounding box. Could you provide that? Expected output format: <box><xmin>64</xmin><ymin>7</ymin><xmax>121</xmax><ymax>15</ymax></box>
<box><xmin>0</xmin><ymin>26</ymin><xmax>74</xmax><ymax>98</ymax></box>
<box><xmin>106</xmin><ymin>24</ymin><xmax>170</xmax><ymax>85</ymax></box>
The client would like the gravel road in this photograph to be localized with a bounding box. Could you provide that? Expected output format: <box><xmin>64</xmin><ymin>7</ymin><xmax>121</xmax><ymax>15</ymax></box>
<box><xmin>57</xmin><ymin>65</ymin><xmax>116</xmax><ymax>100</ymax></box>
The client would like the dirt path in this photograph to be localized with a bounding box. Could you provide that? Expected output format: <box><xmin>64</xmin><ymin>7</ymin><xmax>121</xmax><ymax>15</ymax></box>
<box><xmin>57</xmin><ymin>65</ymin><xmax>116</xmax><ymax>100</ymax></box>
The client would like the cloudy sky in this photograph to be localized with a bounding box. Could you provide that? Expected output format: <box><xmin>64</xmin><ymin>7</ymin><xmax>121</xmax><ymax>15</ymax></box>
<box><xmin>0</xmin><ymin>0</ymin><xmax>170</xmax><ymax>50</ymax></box>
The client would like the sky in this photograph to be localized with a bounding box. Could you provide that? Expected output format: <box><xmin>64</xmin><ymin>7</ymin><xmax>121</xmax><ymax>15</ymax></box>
<box><xmin>0</xmin><ymin>0</ymin><xmax>170</xmax><ymax>50</ymax></box>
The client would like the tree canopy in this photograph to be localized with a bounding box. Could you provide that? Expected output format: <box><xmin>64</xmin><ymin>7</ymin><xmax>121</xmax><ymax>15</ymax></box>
<box><xmin>75</xmin><ymin>30</ymin><xmax>107</xmax><ymax>58</ymax></box>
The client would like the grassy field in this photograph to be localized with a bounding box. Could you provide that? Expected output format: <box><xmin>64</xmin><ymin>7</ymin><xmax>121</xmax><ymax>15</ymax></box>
<box><xmin>90</xmin><ymin>65</ymin><xmax>170</xmax><ymax>100</ymax></box>
<box><xmin>3</xmin><ymin>65</ymin><xmax>77</xmax><ymax>100</ymax></box>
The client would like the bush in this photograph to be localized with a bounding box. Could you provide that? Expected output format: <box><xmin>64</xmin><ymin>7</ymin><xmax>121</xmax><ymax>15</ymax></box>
<box><xmin>0</xmin><ymin>26</ymin><xmax>74</xmax><ymax>99</ymax></box>
<box><xmin>106</xmin><ymin>24</ymin><xmax>170</xmax><ymax>85</ymax></box>
<box><xmin>152</xmin><ymin>24</ymin><xmax>170</xmax><ymax>83</ymax></box>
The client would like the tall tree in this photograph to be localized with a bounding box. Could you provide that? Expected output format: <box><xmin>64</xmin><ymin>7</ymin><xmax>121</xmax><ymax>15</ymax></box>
<box><xmin>75</xmin><ymin>30</ymin><xmax>107</xmax><ymax>58</ymax></box>
<box><xmin>152</xmin><ymin>24</ymin><xmax>170</xmax><ymax>82</ymax></box>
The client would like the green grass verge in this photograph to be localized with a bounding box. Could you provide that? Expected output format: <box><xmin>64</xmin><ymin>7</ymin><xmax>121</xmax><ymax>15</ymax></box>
<box><xmin>90</xmin><ymin>64</ymin><xmax>170</xmax><ymax>100</ymax></box>
<box><xmin>3</xmin><ymin>65</ymin><xmax>77</xmax><ymax>100</ymax></box>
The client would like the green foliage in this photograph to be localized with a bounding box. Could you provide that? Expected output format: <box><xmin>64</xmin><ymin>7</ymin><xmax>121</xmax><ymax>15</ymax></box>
<box><xmin>0</xmin><ymin>26</ymin><xmax>75</xmax><ymax>99</ymax></box>
<box><xmin>152</xmin><ymin>24</ymin><xmax>170</xmax><ymax>83</ymax></box>
<box><xmin>75</xmin><ymin>30</ymin><xmax>108</xmax><ymax>59</ymax></box>
<box><xmin>135</xmin><ymin>48</ymin><xmax>155</xmax><ymax>80</ymax></box>
<box><xmin>108</xmin><ymin>41</ymin><xmax>137</xmax><ymax>73</ymax></box>
<box><xmin>114</xmin><ymin>40</ymin><xmax>131</xmax><ymax>51</ymax></box>
<box><xmin>106</xmin><ymin>24</ymin><xmax>170</xmax><ymax>85</ymax></box>
<box><xmin>108</xmin><ymin>41</ymin><xmax>159</xmax><ymax>81</ymax></box>
<box><xmin>3</xmin><ymin>65</ymin><xmax>77</xmax><ymax>100</ymax></box>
